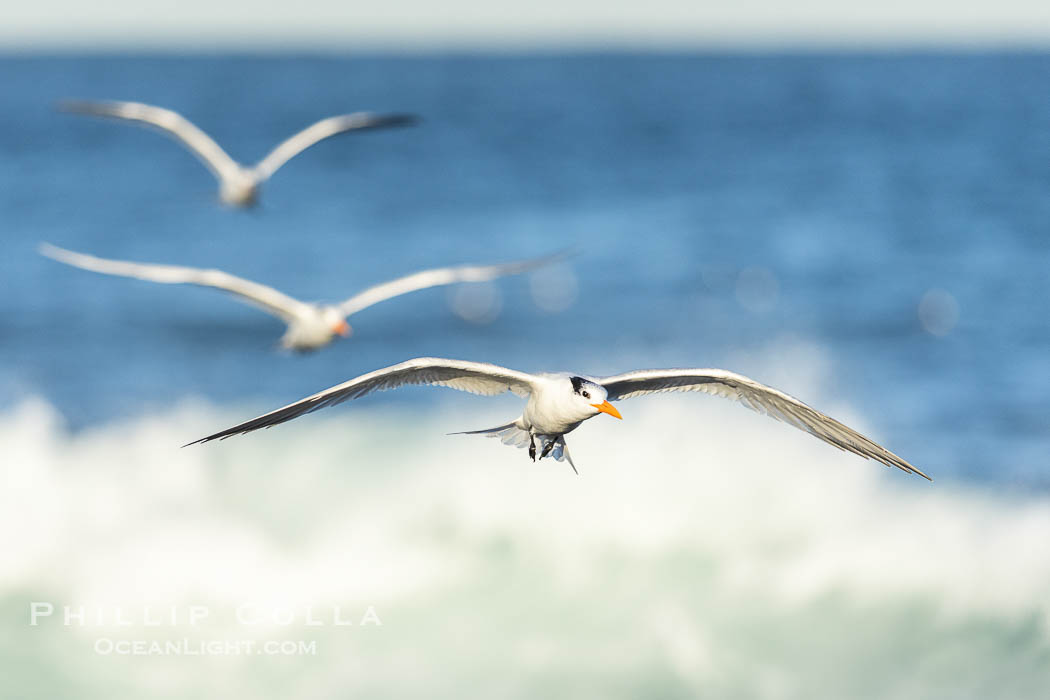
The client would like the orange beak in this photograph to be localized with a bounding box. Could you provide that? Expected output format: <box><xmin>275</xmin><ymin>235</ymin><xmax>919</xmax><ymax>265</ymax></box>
<box><xmin>591</xmin><ymin>400</ymin><xmax>622</xmax><ymax>419</ymax></box>
<box><xmin>333</xmin><ymin>320</ymin><xmax>351</xmax><ymax>337</ymax></box>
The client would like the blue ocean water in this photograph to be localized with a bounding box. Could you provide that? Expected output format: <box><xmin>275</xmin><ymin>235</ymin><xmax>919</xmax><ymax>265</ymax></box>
<box><xmin>3</xmin><ymin>52</ymin><xmax>1050</xmax><ymax>700</ymax></box>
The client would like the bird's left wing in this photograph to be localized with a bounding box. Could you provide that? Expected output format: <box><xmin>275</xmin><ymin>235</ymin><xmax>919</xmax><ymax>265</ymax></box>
<box><xmin>337</xmin><ymin>251</ymin><xmax>567</xmax><ymax>317</ymax></box>
<box><xmin>599</xmin><ymin>369</ymin><xmax>929</xmax><ymax>479</ymax></box>
<box><xmin>252</xmin><ymin>112</ymin><xmax>419</xmax><ymax>180</ymax></box>
<box><xmin>188</xmin><ymin>357</ymin><xmax>537</xmax><ymax>444</ymax></box>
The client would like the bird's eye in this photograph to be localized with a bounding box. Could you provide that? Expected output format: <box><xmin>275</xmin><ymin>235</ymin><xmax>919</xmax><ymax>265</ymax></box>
<box><xmin>582</xmin><ymin>391</ymin><xmax>590</xmax><ymax>399</ymax></box>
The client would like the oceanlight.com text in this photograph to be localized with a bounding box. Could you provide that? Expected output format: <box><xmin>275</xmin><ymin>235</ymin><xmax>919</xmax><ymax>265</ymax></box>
<box><xmin>93</xmin><ymin>638</ymin><xmax>318</xmax><ymax>656</ymax></box>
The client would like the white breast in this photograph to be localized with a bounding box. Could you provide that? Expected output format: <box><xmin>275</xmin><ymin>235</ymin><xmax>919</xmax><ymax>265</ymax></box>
<box><xmin>523</xmin><ymin>375</ymin><xmax>588</xmax><ymax>435</ymax></box>
<box><xmin>280</xmin><ymin>312</ymin><xmax>334</xmax><ymax>350</ymax></box>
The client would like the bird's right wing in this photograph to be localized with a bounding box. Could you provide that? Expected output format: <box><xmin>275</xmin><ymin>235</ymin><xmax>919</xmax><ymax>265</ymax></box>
<box><xmin>337</xmin><ymin>251</ymin><xmax>567</xmax><ymax>317</ymax></box>
<box><xmin>40</xmin><ymin>243</ymin><xmax>311</xmax><ymax>322</ymax></box>
<box><xmin>60</xmin><ymin>100</ymin><xmax>242</xmax><ymax>182</ymax></box>
<box><xmin>599</xmin><ymin>368</ymin><xmax>929</xmax><ymax>479</ymax></box>
<box><xmin>188</xmin><ymin>358</ymin><xmax>538</xmax><ymax>444</ymax></box>
<box><xmin>253</xmin><ymin>112</ymin><xmax>419</xmax><ymax>180</ymax></box>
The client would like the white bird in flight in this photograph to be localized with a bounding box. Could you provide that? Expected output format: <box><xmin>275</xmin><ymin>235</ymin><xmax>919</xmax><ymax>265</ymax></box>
<box><xmin>41</xmin><ymin>245</ymin><xmax>562</xmax><ymax>352</ymax></box>
<box><xmin>61</xmin><ymin>100</ymin><xmax>419</xmax><ymax>207</ymax></box>
<box><xmin>190</xmin><ymin>357</ymin><xmax>930</xmax><ymax>479</ymax></box>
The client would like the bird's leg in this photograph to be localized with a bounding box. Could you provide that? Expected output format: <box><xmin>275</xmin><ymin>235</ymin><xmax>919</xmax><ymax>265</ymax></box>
<box><xmin>539</xmin><ymin>436</ymin><xmax>557</xmax><ymax>460</ymax></box>
<box><xmin>529</xmin><ymin>434</ymin><xmax>537</xmax><ymax>462</ymax></box>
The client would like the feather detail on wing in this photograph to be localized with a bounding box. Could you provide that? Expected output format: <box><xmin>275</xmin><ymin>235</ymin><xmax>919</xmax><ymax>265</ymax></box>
<box><xmin>600</xmin><ymin>368</ymin><xmax>929</xmax><ymax>479</ymax></box>
<box><xmin>188</xmin><ymin>358</ymin><xmax>537</xmax><ymax>444</ymax></box>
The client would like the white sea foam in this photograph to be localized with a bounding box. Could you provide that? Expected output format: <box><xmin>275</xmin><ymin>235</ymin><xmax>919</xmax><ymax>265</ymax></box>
<box><xmin>2</xmin><ymin>389</ymin><xmax>1049</xmax><ymax>699</ymax></box>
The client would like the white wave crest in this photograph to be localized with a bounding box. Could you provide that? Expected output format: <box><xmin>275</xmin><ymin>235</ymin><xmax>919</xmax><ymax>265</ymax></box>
<box><xmin>2</xmin><ymin>393</ymin><xmax>1049</xmax><ymax>699</ymax></box>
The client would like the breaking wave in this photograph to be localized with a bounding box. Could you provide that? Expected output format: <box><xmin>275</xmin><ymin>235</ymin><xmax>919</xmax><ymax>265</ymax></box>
<box><xmin>2</xmin><ymin>392</ymin><xmax>1049</xmax><ymax>699</ymax></box>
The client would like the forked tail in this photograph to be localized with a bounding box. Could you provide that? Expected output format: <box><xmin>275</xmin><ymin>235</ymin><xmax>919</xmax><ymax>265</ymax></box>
<box><xmin>452</xmin><ymin>422</ymin><xmax>576</xmax><ymax>473</ymax></box>
<box><xmin>452</xmin><ymin>422</ymin><xmax>531</xmax><ymax>448</ymax></box>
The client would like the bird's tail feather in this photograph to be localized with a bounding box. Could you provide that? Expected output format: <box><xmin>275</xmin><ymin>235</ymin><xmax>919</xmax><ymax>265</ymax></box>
<box><xmin>452</xmin><ymin>424</ymin><xmax>577</xmax><ymax>473</ymax></box>
<box><xmin>551</xmin><ymin>437</ymin><xmax>577</xmax><ymax>474</ymax></box>
<box><xmin>452</xmin><ymin>422</ymin><xmax>531</xmax><ymax>449</ymax></box>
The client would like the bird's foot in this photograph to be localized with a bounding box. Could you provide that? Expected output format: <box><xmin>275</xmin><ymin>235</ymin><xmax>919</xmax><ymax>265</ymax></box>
<box><xmin>529</xmin><ymin>435</ymin><xmax>536</xmax><ymax>462</ymax></box>
<box><xmin>539</xmin><ymin>437</ymin><xmax>556</xmax><ymax>460</ymax></box>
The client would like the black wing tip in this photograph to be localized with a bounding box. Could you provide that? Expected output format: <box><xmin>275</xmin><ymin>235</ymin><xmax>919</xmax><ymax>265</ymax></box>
<box><xmin>182</xmin><ymin>436</ymin><xmax>212</xmax><ymax>448</ymax></box>
<box><xmin>184</xmin><ymin>418</ymin><xmax>283</xmax><ymax>448</ymax></box>
<box><xmin>388</xmin><ymin>113</ymin><xmax>422</xmax><ymax>126</ymax></box>
<box><xmin>910</xmin><ymin>466</ymin><xmax>933</xmax><ymax>481</ymax></box>
<box><xmin>183</xmin><ymin>429</ymin><xmax>245</xmax><ymax>447</ymax></box>
<box><xmin>366</xmin><ymin>113</ymin><xmax>421</xmax><ymax>129</ymax></box>
<box><xmin>57</xmin><ymin>99</ymin><xmax>105</xmax><ymax>114</ymax></box>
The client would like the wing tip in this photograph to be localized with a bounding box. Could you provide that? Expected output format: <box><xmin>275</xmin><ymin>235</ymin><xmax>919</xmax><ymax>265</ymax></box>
<box><xmin>337</xmin><ymin>112</ymin><xmax>421</xmax><ymax>130</ymax></box>
<box><xmin>183</xmin><ymin>434</ymin><xmax>219</xmax><ymax>448</ymax></box>
<box><xmin>907</xmin><ymin>464</ymin><xmax>933</xmax><ymax>481</ymax></box>
<box><xmin>38</xmin><ymin>241</ymin><xmax>78</xmax><ymax>264</ymax></box>
<box><xmin>380</xmin><ymin>113</ymin><xmax>422</xmax><ymax>127</ymax></box>
<box><xmin>530</xmin><ymin>247</ymin><xmax>576</xmax><ymax>266</ymax></box>
<box><xmin>38</xmin><ymin>241</ymin><xmax>60</xmax><ymax>256</ymax></box>
<box><xmin>57</xmin><ymin>98</ymin><xmax>110</xmax><ymax>115</ymax></box>
<box><xmin>56</xmin><ymin>99</ymin><xmax>86</xmax><ymax>113</ymax></box>
<box><xmin>184</xmin><ymin>430</ymin><xmax>242</xmax><ymax>448</ymax></box>
<box><xmin>880</xmin><ymin>454</ymin><xmax>932</xmax><ymax>481</ymax></box>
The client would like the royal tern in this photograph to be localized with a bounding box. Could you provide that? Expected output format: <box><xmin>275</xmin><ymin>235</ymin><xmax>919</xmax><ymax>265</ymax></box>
<box><xmin>41</xmin><ymin>245</ymin><xmax>562</xmax><ymax>352</ymax></box>
<box><xmin>61</xmin><ymin>100</ymin><xmax>418</xmax><ymax>206</ymax></box>
<box><xmin>190</xmin><ymin>357</ymin><xmax>930</xmax><ymax>479</ymax></box>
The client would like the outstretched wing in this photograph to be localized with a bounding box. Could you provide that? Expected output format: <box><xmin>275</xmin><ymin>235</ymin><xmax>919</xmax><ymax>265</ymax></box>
<box><xmin>252</xmin><ymin>112</ymin><xmax>419</xmax><ymax>179</ymax></box>
<box><xmin>60</xmin><ymin>100</ymin><xmax>242</xmax><ymax>182</ymax></box>
<box><xmin>40</xmin><ymin>243</ymin><xmax>311</xmax><ymax>322</ymax></box>
<box><xmin>188</xmin><ymin>357</ymin><xmax>538</xmax><ymax>444</ymax></box>
<box><xmin>599</xmin><ymin>368</ymin><xmax>929</xmax><ymax>479</ymax></box>
<box><xmin>337</xmin><ymin>251</ymin><xmax>567</xmax><ymax>317</ymax></box>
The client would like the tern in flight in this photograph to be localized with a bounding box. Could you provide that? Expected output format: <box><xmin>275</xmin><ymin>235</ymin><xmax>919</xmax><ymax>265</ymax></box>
<box><xmin>41</xmin><ymin>245</ymin><xmax>562</xmax><ymax>352</ymax></box>
<box><xmin>190</xmin><ymin>357</ymin><xmax>930</xmax><ymax>479</ymax></box>
<box><xmin>61</xmin><ymin>100</ymin><xmax>418</xmax><ymax>206</ymax></box>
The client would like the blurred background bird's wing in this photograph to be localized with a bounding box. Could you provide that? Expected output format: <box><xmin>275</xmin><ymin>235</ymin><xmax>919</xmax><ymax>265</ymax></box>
<box><xmin>189</xmin><ymin>357</ymin><xmax>538</xmax><ymax>444</ymax></box>
<box><xmin>60</xmin><ymin>99</ymin><xmax>243</xmax><ymax>182</ymax></box>
<box><xmin>599</xmin><ymin>368</ymin><xmax>929</xmax><ymax>479</ymax></box>
<box><xmin>252</xmin><ymin>112</ymin><xmax>419</xmax><ymax>180</ymax></box>
<box><xmin>337</xmin><ymin>251</ymin><xmax>566</xmax><ymax>317</ymax></box>
<box><xmin>40</xmin><ymin>243</ymin><xmax>310</xmax><ymax>322</ymax></box>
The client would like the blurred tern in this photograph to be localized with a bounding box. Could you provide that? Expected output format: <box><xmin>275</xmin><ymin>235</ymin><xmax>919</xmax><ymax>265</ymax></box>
<box><xmin>61</xmin><ymin>100</ymin><xmax>418</xmax><ymax>206</ymax></box>
<box><xmin>190</xmin><ymin>357</ymin><xmax>930</xmax><ymax>479</ymax></box>
<box><xmin>41</xmin><ymin>245</ymin><xmax>561</xmax><ymax>352</ymax></box>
